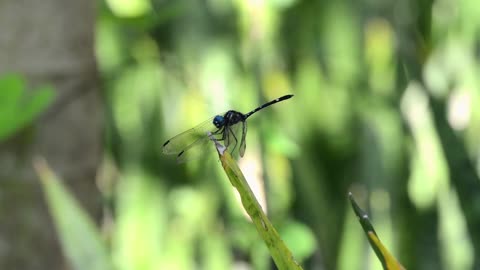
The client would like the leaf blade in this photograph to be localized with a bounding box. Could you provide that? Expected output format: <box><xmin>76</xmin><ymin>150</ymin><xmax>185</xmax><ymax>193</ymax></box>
<box><xmin>34</xmin><ymin>158</ymin><xmax>113</xmax><ymax>270</ymax></box>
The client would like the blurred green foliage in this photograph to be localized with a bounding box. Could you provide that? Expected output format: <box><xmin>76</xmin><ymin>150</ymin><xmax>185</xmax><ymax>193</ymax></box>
<box><xmin>31</xmin><ymin>0</ymin><xmax>480</xmax><ymax>269</ymax></box>
<box><xmin>0</xmin><ymin>74</ymin><xmax>54</xmax><ymax>141</ymax></box>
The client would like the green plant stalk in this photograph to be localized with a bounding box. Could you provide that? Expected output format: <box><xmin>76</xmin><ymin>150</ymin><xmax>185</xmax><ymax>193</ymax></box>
<box><xmin>212</xmin><ymin>139</ymin><xmax>302</xmax><ymax>270</ymax></box>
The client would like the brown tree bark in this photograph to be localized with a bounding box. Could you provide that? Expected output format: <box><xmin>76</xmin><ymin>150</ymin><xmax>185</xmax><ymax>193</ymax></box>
<box><xmin>0</xmin><ymin>0</ymin><xmax>103</xmax><ymax>269</ymax></box>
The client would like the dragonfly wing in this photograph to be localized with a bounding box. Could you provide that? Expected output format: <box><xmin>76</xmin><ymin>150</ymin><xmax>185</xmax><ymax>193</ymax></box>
<box><xmin>162</xmin><ymin>117</ymin><xmax>219</xmax><ymax>155</ymax></box>
<box><xmin>175</xmin><ymin>135</ymin><xmax>212</xmax><ymax>163</ymax></box>
<box><xmin>225</xmin><ymin>121</ymin><xmax>244</xmax><ymax>156</ymax></box>
<box><xmin>175</xmin><ymin>126</ymin><xmax>226</xmax><ymax>163</ymax></box>
<box><xmin>239</xmin><ymin>120</ymin><xmax>247</xmax><ymax>157</ymax></box>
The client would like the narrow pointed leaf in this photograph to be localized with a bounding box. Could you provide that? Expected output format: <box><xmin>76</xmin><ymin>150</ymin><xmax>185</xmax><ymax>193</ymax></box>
<box><xmin>34</xmin><ymin>158</ymin><xmax>113</xmax><ymax>270</ymax></box>
<box><xmin>349</xmin><ymin>192</ymin><xmax>405</xmax><ymax>270</ymax></box>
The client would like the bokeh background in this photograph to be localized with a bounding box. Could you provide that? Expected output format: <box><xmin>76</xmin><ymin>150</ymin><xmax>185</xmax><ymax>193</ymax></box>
<box><xmin>1</xmin><ymin>0</ymin><xmax>480</xmax><ymax>269</ymax></box>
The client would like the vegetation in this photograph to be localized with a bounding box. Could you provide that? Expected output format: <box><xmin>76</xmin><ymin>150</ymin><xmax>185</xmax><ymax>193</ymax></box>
<box><xmin>2</xmin><ymin>0</ymin><xmax>480</xmax><ymax>269</ymax></box>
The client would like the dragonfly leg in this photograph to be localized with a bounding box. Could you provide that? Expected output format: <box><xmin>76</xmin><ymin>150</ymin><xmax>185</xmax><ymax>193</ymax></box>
<box><xmin>209</xmin><ymin>128</ymin><xmax>225</xmax><ymax>142</ymax></box>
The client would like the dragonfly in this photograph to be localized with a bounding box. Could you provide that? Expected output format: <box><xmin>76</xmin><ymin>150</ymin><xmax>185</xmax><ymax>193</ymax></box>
<box><xmin>162</xmin><ymin>94</ymin><xmax>294</xmax><ymax>163</ymax></box>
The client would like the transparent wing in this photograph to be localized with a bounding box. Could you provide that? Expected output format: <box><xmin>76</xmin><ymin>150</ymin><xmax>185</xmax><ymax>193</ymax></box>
<box><xmin>224</xmin><ymin>121</ymin><xmax>245</xmax><ymax>157</ymax></box>
<box><xmin>223</xmin><ymin>125</ymin><xmax>232</xmax><ymax>150</ymax></box>
<box><xmin>162</xmin><ymin>116</ymin><xmax>220</xmax><ymax>155</ymax></box>
<box><xmin>239</xmin><ymin>120</ymin><xmax>247</xmax><ymax>157</ymax></box>
<box><xmin>175</xmin><ymin>135</ymin><xmax>212</xmax><ymax>163</ymax></box>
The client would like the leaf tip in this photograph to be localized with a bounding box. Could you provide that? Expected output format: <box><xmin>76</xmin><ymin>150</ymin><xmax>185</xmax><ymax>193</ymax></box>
<box><xmin>33</xmin><ymin>156</ymin><xmax>53</xmax><ymax>183</ymax></box>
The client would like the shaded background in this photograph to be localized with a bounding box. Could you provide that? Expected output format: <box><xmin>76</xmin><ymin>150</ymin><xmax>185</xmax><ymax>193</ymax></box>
<box><xmin>1</xmin><ymin>0</ymin><xmax>480</xmax><ymax>269</ymax></box>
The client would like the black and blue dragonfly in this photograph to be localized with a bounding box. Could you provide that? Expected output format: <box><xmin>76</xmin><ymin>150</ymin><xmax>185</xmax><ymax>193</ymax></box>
<box><xmin>162</xmin><ymin>94</ymin><xmax>293</xmax><ymax>163</ymax></box>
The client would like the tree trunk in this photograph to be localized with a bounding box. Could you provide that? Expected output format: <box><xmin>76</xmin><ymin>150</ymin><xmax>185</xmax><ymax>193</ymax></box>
<box><xmin>0</xmin><ymin>0</ymin><xmax>102</xmax><ymax>269</ymax></box>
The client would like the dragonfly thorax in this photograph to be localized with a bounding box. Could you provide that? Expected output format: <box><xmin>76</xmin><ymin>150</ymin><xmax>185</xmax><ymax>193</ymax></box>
<box><xmin>224</xmin><ymin>110</ymin><xmax>245</xmax><ymax>126</ymax></box>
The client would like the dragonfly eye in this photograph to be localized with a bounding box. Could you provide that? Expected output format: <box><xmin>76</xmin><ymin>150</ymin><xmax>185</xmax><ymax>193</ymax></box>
<box><xmin>213</xmin><ymin>115</ymin><xmax>225</xmax><ymax>128</ymax></box>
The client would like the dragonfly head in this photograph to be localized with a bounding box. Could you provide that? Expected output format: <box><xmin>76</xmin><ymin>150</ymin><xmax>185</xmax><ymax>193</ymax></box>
<box><xmin>213</xmin><ymin>115</ymin><xmax>225</xmax><ymax>128</ymax></box>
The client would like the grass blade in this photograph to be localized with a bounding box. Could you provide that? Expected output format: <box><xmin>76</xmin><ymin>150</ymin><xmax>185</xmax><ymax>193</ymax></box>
<box><xmin>34</xmin><ymin>158</ymin><xmax>113</xmax><ymax>270</ymax></box>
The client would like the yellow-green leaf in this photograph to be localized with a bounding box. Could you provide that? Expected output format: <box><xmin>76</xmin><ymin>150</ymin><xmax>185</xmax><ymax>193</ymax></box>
<box><xmin>349</xmin><ymin>192</ymin><xmax>406</xmax><ymax>270</ymax></box>
<box><xmin>368</xmin><ymin>232</ymin><xmax>406</xmax><ymax>270</ymax></box>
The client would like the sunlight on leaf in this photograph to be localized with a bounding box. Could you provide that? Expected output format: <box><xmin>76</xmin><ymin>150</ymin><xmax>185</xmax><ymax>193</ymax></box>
<box><xmin>106</xmin><ymin>0</ymin><xmax>151</xmax><ymax>17</ymax></box>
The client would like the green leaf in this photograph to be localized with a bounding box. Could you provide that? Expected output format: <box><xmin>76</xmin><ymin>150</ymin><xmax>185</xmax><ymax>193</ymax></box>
<box><xmin>0</xmin><ymin>74</ymin><xmax>55</xmax><ymax>141</ymax></box>
<box><xmin>212</xmin><ymin>139</ymin><xmax>303</xmax><ymax>270</ymax></box>
<box><xmin>348</xmin><ymin>192</ymin><xmax>405</xmax><ymax>270</ymax></box>
<box><xmin>34</xmin><ymin>158</ymin><xmax>114</xmax><ymax>270</ymax></box>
